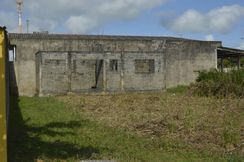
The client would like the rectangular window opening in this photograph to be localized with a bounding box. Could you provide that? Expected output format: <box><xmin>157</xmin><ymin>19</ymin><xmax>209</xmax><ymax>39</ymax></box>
<box><xmin>135</xmin><ymin>59</ymin><xmax>155</xmax><ymax>74</ymax></box>
<box><xmin>8</xmin><ymin>45</ymin><xmax>16</xmax><ymax>62</ymax></box>
<box><xmin>109</xmin><ymin>59</ymin><xmax>118</xmax><ymax>72</ymax></box>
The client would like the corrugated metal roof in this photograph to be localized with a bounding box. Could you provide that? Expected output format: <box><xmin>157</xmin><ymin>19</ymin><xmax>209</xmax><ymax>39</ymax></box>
<box><xmin>217</xmin><ymin>47</ymin><xmax>244</xmax><ymax>58</ymax></box>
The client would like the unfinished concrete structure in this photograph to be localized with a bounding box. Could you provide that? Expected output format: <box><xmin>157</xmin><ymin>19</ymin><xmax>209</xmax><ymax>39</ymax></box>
<box><xmin>9</xmin><ymin>33</ymin><xmax>221</xmax><ymax>96</ymax></box>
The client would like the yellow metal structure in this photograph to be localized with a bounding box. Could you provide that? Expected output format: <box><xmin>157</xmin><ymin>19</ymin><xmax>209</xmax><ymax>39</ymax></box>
<box><xmin>0</xmin><ymin>27</ymin><xmax>7</xmax><ymax>162</ymax></box>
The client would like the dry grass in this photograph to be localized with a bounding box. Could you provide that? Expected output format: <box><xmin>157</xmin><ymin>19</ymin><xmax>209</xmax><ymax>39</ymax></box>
<box><xmin>57</xmin><ymin>92</ymin><xmax>244</xmax><ymax>157</ymax></box>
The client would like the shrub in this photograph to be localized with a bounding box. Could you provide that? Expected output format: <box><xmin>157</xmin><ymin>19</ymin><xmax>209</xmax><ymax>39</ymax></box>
<box><xmin>190</xmin><ymin>69</ymin><xmax>244</xmax><ymax>97</ymax></box>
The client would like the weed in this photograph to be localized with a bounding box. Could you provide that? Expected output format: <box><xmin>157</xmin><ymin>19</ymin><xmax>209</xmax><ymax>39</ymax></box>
<box><xmin>8</xmin><ymin>93</ymin><xmax>244</xmax><ymax>161</ymax></box>
<box><xmin>190</xmin><ymin>69</ymin><xmax>244</xmax><ymax>97</ymax></box>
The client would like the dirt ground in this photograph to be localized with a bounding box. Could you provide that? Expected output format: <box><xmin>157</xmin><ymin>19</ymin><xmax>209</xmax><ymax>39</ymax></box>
<box><xmin>57</xmin><ymin>92</ymin><xmax>244</xmax><ymax>156</ymax></box>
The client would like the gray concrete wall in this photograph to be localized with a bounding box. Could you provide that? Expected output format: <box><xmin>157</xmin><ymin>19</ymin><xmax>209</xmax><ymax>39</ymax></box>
<box><xmin>9</xmin><ymin>34</ymin><xmax>221</xmax><ymax>96</ymax></box>
<box><xmin>165</xmin><ymin>40</ymin><xmax>219</xmax><ymax>88</ymax></box>
<box><xmin>123</xmin><ymin>52</ymin><xmax>164</xmax><ymax>91</ymax></box>
<box><xmin>38</xmin><ymin>52</ymin><xmax>69</xmax><ymax>95</ymax></box>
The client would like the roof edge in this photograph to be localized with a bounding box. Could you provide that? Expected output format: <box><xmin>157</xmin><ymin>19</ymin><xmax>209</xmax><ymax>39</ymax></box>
<box><xmin>217</xmin><ymin>46</ymin><xmax>244</xmax><ymax>54</ymax></box>
<box><xmin>8</xmin><ymin>33</ymin><xmax>222</xmax><ymax>43</ymax></box>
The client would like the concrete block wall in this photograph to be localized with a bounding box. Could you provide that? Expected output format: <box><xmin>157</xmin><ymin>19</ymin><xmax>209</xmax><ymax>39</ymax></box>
<box><xmin>123</xmin><ymin>52</ymin><xmax>164</xmax><ymax>91</ymax></box>
<box><xmin>8</xmin><ymin>34</ymin><xmax>221</xmax><ymax>96</ymax></box>
<box><xmin>37</xmin><ymin>52</ymin><xmax>69</xmax><ymax>95</ymax></box>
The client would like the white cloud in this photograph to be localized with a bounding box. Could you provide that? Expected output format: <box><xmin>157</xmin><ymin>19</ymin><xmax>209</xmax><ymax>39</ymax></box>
<box><xmin>62</xmin><ymin>0</ymin><xmax>168</xmax><ymax>33</ymax></box>
<box><xmin>161</xmin><ymin>5</ymin><xmax>244</xmax><ymax>34</ymax></box>
<box><xmin>0</xmin><ymin>0</ymin><xmax>167</xmax><ymax>33</ymax></box>
<box><xmin>205</xmin><ymin>34</ymin><xmax>214</xmax><ymax>41</ymax></box>
<box><xmin>65</xmin><ymin>16</ymin><xmax>98</xmax><ymax>34</ymax></box>
<box><xmin>240</xmin><ymin>42</ymin><xmax>244</xmax><ymax>49</ymax></box>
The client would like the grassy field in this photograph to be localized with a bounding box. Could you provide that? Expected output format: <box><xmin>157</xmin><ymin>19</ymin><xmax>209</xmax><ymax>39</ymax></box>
<box><xmin>8</xmin><ymin>91</ymin><xmax>244</xmax><ymax>162</ymax></box>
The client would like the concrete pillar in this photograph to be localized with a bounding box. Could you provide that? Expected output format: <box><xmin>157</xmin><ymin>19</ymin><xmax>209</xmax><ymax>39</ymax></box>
<box><xmin>103</xmin><ymin>59</ymin><xmax>107</xmax><ymax>92</ymax></box>
<box><xmin>68</xmin><ymin>52</ymin><xmax>71</xmax><ymax>92</ymax></box>
<box><xmin>220</xmin><ymin>58</ymin><xmax>224</xmax><ymax>72</ymax></box>
<box><xmin>237</xmin><ymin>55</ymin><xmax>241</xmax><ymax>69</ymax></box>
<box><xmin>120</xmin><ymin>52</ymin><xmax>124</xmax><ymax>92</ymax></box>
<box><xmin>39</xmin><ymin>54</ymin><xmax>42</xmax><ymax>96</ymax></box>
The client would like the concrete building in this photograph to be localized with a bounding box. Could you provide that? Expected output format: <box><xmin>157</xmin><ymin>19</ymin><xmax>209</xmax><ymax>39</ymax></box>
<box><xmin>9</xmin><ymin>33</ymin><xmax>221</xmax><ymax>96</ymax></box>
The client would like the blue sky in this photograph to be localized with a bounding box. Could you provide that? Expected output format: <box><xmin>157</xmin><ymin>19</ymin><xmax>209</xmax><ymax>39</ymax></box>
<box><xmin>1</xmin><ymin>0</ymin><xmax>244</xmax><ymax>48</ymax></box>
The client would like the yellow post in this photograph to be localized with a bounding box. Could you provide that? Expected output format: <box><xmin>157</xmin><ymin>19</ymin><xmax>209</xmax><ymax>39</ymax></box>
<box><xmin>0</xmin><ymin>27</ymin><xmax>7</xmax><ymax>162</ymax></box>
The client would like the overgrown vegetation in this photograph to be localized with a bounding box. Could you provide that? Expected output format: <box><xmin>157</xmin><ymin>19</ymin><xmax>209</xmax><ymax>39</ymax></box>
<box><xmin>218</xmin><ymin>58</ymin><xmax>244</xmax><ymax>68</ymax></box>
<box><xmin>58</xmin><ymin>93</ymin><xmax>244</xmax><ymax>161</ymax></box>
<box><xmin>190</xmin><ymin>69</ymin><xmax>244</xmax><ymax>97</ymax></box>
<box><xmin>9</xmin><ymin>94</ymin><xmax>244</xmax><ymax>162</ymax></box>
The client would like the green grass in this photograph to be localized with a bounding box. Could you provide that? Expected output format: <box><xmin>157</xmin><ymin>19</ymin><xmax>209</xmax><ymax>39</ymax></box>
<box><xmin>8</xmin><ymin>95</ymin><xmax>243</xmax><ymax>162</ymax></box>
<box><xmin>167</xmin><ymin>85</ymin><xmax>189</xmax><ymax>94</ymax></box>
